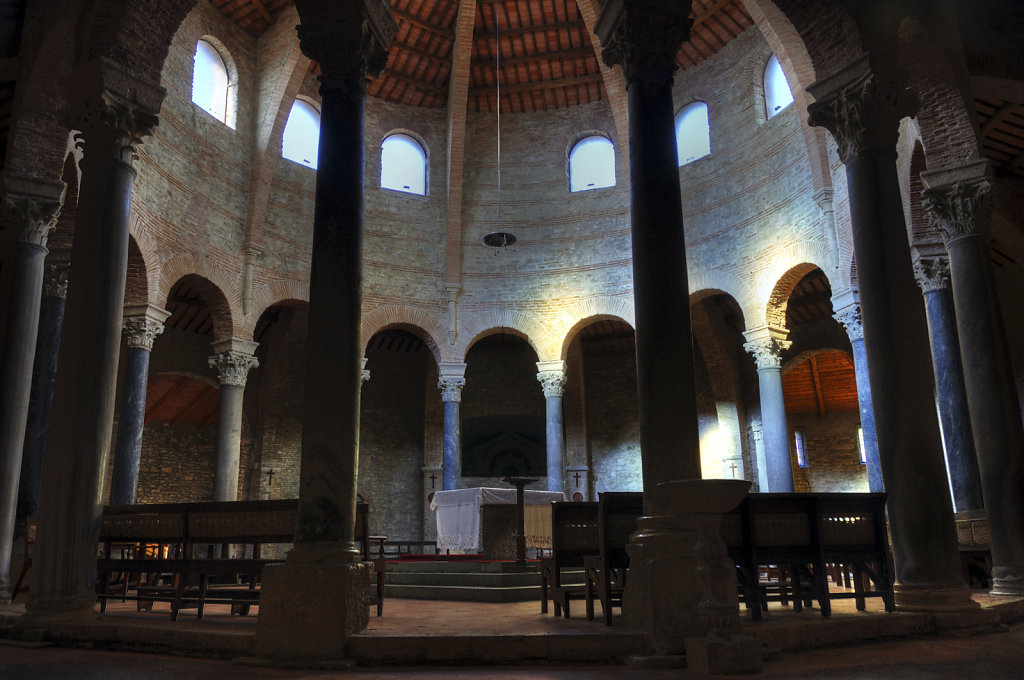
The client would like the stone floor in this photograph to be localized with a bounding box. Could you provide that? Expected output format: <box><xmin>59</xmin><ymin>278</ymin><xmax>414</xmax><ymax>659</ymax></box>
<box><xmin>3</xmin><ymin>590</ymin><xmax>1024</xmax><ymax>677</ymax></box>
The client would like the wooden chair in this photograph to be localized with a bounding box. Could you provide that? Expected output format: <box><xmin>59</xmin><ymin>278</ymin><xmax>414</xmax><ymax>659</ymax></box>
<box><xmin>539</xmin><ymin>501</ymin><xmax>598</xmax><ymax>617</ymax></box>
<box><xmin>584</xmin><ymin>492</ymin><xmax>643</xmax><ymax>625</ymax></box>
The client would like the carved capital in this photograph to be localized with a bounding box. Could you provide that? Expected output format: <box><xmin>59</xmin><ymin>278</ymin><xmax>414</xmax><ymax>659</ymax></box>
<box><xmin>912</xmin><ymin>256</ymin><xmax>951</xmax><ymax>294</ymax></box>
<box><xmin>122</xmin><ymin>304</ymin><xmax>172</xmax><ymax>351</ymax></box>
<box><xmin>743</xmin><ymin>335</ymin><xmax>791</xmax><ymax>371</ymax></box>
<box><xmin>438</xmin><ymin>375</ymin><xmax>466</xmax><ymax>403</ymax></box>
<box><xmin>536</xmin><ymin>360</ymin><xmax>567</xmax><ymax>398</ymax></box>
<box><xmin>295</xmin><ymin>0</ymin><xmax>396</xmax><ymax>92</ymax></box>
<box><xmin>209</xmin><ymin>338</ymin><xmax>260</xmax><ymax>387</ymax></box>
<box><xmin>42</xmin><ymin>264</ymin><xmax>70</xmax><ymax>299</ymax></box>
<box><xmin>361</xmin><ymin>357</ymin><xmax>370</xmax><ymax>385</ymax></box>
<box><xmin>595</xmin><ymin>0</ymin><xmax>691</xmax><ymax>84</ymax></box>
<box><xmin>1</xmin><ymin>172</ymin><xmax>66</xmax><ymax>248</ymax></box>
<box><xmin>922</xmin><ymin>177</ymin><xmax>991</xmax><ymax>246</ymax></box>
<box><xmin>833</xmin><ymin>305</ymin><xmax>864</xmax><ymax>341</ymax></box>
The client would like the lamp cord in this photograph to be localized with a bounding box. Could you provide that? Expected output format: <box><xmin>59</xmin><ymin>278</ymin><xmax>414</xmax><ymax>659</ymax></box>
<box><xmin>496</xmin><ymin>3</ymin><xmax>503</xmax><ymax>233</ymax></box>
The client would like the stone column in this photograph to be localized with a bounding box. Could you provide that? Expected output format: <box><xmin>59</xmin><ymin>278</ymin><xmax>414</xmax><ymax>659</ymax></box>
<box><xmin>537</xmin><ymin>360</ymin><xmax>567</xmax><ymax>493</ymax></box>
<box><xmin>438</xmin><ymin>363</ymin><xmax>466</xmax><ymax>491</ymax></box>
<box><xmin>17</xmin><ymin>264</ymin><xmax>69</xmax><ymax>528</ymax></box>
<box><xmin>808</xmin><ymin>58</ymin><xmax>975</xmax><ymax>611</ymax></box>
<box><xmin>742</xmin><ymin>328</ymin><xmax>794</xmax><ymax>493</ymax></box>
<box><xmin>911</xmin><ymin>253</ymin><xmax>982</xmax><ymax>511</ymax></box>
<box><xmin>922</xmin><ymin>161</ymin><xmax>1024</xmax><ymax>595</ymax></box>
<box><xmin>833</xmin><ymin>301</ymin><xmax>884</xmax><ymax>493</ymax></box>
<box><xmin>208</xmin><ymin>338</ymin><xmax>259</xmax><ymax>503</ymax></box>
<box><xmin>27</xmin><ymin>59</ymin><xmax>163</xmax><ymax>620</ymax></box>
<box><xmin>595</xmin><ymin>0</ymin><xmax>701</xmax><ymax>509</ymax></box>
<box><xmin>256</xmin><ymin>0</ymin><xmax>395</xmax><ymax>659</ymax></box>
<box><xmin>108</xmin><ymin>304</ymin><xmax>171</xmax><ymax>505</ymax></box>
<box><xmin>0</xmin><ymin>174</ymin><xmax>64</xmax><ymax>601</ymax></box>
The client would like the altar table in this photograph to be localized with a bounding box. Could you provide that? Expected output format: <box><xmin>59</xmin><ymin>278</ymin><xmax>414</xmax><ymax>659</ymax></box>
<box><xmin>430</xmin><ymin>487</ymin><xmax>565</xmax><ymax>552</ymax></box>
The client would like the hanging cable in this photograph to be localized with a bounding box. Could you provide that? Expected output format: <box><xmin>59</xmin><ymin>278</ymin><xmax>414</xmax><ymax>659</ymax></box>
<box><xmin>496</xmin><ymin>1</ymin><xmax>503</xmax><ymax>234</ymax></box>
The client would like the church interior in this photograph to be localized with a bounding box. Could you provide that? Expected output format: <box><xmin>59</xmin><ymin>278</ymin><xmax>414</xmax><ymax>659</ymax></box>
<box><xmin>1</xmin><ymin>0</ymin><xmax>1024</xmax><ymax>672</ymax></box>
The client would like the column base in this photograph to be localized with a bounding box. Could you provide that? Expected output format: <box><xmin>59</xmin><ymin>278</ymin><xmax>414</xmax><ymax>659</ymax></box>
<box><xmin>255</xmin><ymin>560</ymin><xmax>371</xmax><ymax>659</ymax></box>
<box><xmin>23</xmin><ymin>594</ymin><xmax>100</xmax><ymax>623</ymax></box>
<box><xmin>684</xmin><ymin>634</ymin><xmax>763</xmax><ymax>675</ymax></box>
<box><xmin>990</xmin><ymin>566</ymin><xmax>1024</xmax><ymax>596</ymax></box>
<box><xmin>894</xmin><ymin>583</ymin><xmax>979</xmax><ymax>612</ymax></box>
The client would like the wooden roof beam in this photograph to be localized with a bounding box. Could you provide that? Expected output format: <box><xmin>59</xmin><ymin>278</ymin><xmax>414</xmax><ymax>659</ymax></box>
<box><xmin>471</xmin><ymin>46</ymin><xmax>593</xmax><ymax>68</ymax></box>
<box><xmin>391</xmin><ymin>8</ymin><xmax>454</xmax><ymax>40</ymax></box>
<box><xmin>470</xmin><ymin>74</ymin><xmax>603</xmax><ymax>96</ymax></box>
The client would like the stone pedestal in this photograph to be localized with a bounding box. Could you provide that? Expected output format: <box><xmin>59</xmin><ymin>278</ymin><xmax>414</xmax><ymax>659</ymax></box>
<box><xmin>255</xmin><ymin>560</ymin><xmax>371</xmax><ymax>658</ymax></box>
<box><xmin>537</xmin><ymin>361</ymin><xmax>567</xmax><ymax>493</ymax></box>
<box><xmin>622</xmin><ymin>479</ymin><xmax>750</xmax><ymax>657</ymax></box>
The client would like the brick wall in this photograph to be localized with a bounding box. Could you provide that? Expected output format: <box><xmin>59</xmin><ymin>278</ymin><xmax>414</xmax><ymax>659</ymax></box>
<box><xmin>788</xmin><ymin>410</ymin><xmax>869</xmax><ymax>492</ymax></box>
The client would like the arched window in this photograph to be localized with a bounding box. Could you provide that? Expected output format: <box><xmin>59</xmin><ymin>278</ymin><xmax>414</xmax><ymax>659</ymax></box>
<box><xmin>675</xmin><ymin>102</ymin><xmax>710</xmax><ymax>166</ymax></box>
<box><xmin>764</xmin><ymin>54</ymin><xmax>794</xmax><ymax>118</ymax></box>
<box><xmin>568</xmin><ymin>135</ymin><xmax>615</xmax><ymax>192</ymax></box>
<box><xmin>381</xmin><ymin>133</ymin><xmax>427</xmax><ymax>195</ymax></box>
<box><xmin>192</xmin><ymin>39</ymin><xmax>230</xmax><ymax>124</ymax></box>
<box><xmin>282</xmin><ymin>99</ymin><xmax>320</xmax><ymax>169</ymax></box>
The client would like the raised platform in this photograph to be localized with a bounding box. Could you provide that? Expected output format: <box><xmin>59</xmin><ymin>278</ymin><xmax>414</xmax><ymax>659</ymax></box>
<box><xmin>384</xmin><ymin>559</ymin><xmax>583</xmax><ymax>603</ymax></box>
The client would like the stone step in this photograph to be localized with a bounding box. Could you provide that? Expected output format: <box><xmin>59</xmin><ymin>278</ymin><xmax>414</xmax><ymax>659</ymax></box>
<box><xmin>384</xmin><ymin>583</ymin><xmax>543</xmax><ymax>603</ymax></box>
<box><xmin>386</xmin><ymin>571</ymin><xmax>541</xmax><ymax>588</ymax></box>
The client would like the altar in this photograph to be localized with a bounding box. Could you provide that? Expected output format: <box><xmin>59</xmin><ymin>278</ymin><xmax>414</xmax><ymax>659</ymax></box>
<box><xmin>430</xmin><ymin>487</ymin><xmax>565</xmax><ymax>555</ymax></box>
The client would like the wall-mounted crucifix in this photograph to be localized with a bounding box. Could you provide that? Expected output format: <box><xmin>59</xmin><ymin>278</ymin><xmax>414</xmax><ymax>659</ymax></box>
<box><xmin>429</xmin><ymin>472</ymin><xmax>437</xmax><ymax>489</ymax></box>
<box><xmin>573</xmin><ymin>471</ymin><xmax>581</xmax><ymax>488</ymax></box>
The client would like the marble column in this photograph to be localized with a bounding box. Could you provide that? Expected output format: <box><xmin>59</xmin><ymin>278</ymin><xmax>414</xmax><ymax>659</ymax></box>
<box><xmin>808</xmin><ymin>57</ymin><xmax>975</xmax><ymax>611</ymax></box>
<box><xmin>438</xmin><ymin>363</ymin><xmax>466</xmax><ymax>491</ymax></box>
<box><xmin>537</xmin><ymin>360</ymin><xmax>567</xmax><ymax>493</ymax></box>
<box><xmin>0</xmin><ymin>175</ymin><xmax>64</xmax><ymax>601</ymax></box>
<box><xmin>27</xmin><ymin>59</ymin><xmax>163</xmax><ymax>620</ymax></box>
<box><xmin>833</xmin><ymin>302</ymin><xmax>885</xmax><ymax>493</ymax></box>
<box><xmin>743</xmin><ymin>329</ymin><xmax>795</xmax><ymax>493</ymax></box>
<box><xmin>911</xmin><ymin>253</ymin><xmax>982</xmax><ymax>511</ymax></box>
<box><xmin>922</xmin><ymin>161</ymin><xmax>1024</xmax><ymax>595</ymax></box>
<box><xmin>255</xmin><ymin>0</ymin><xmax>395</xmax><ymax>659</ymax></box>
<box><xmin>109</xmin><ymin>305</ymin><xmax>171</xmax><ymax>505</ymax></box>
<box><xmin>208</xmin><ymin>338</ymin><xmax>259</xmax><ymax>503</ymax></box>
<box><xmin>17</xmin><ymin>264</ymin><xmax>69</xmax><ymax>528</ymax></box>
<box><xmin>595</xmin><ymin>0</ymin><xmax>701</xmax><ymax>510</ymax></box>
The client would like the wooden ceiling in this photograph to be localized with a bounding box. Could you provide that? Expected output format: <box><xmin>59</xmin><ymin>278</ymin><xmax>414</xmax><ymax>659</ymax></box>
<box><xmin>974</xmin><ymin>96</ymin><xmax>1024</xmax><ymax>179</ymax></box>
<box><xmin>782</xmin><ymin>350</ymin><xmax>859</xmax><ymax>417</ymax></box>
<box><xmin>165</xmin><ymin>279</ymin><xmax>215</xmax><ymax>335</ymax></box>
<box><xmin>210</xmin><ymin>0</ymin><xmax>753</xmax><ymax>113</ymax></box>
<box><xmin>785</xmin><ymin>268</ymin><xmax>834</xmax><ymax>327</ymax></box>
<box><xmin>144</xmin><ymin>373</ymin><xmax>220</xmax><ymax>428</ymax></box>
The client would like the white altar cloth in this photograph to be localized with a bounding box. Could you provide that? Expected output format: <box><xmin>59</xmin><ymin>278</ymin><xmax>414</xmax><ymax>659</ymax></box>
<box><xmin>430</xmin><ymin>487</ymin><xmax>565</xmax><ymax>552</ymax></box>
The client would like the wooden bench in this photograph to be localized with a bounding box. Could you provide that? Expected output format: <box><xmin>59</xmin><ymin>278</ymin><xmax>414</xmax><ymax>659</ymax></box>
<box><xmin>96</xmin><ymin>499</ymin><xmax>385</xmax><ymax>620</ymax></box>
<box><xmin>955</xmin><ymin>509</ymin><xmax>992</xmax><ymax>588</ymax></box>
<box><xmin>584</xmin><ymin>492</ymin><xmax>643</xmax><ymax>625</ymax></box>
<box><xmin>539</xmin><ymin>501</ymin><xmax>598</xmax><ymax>618</ymax></box>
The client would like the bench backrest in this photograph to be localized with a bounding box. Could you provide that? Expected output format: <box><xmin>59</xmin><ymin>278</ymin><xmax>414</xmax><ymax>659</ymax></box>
<box><xmin>597</xmin><ymin>492</ymin><xmax>643</xmax><ymax>570</ymax></box>
<box><xmin>549</xmin><ymin>501</ymin><xmax>598</xmax><ymax>567</ymax></box>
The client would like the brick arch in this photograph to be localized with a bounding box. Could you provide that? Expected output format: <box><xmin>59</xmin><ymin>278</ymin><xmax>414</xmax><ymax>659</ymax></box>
<box><xmin>765</xmin><ymin>262</ymin><xmax>827</xmax><ymax>329</ymax></box>
<box><xmin>689</xmin><ymin>269</ymin><xmax>750</xmax><ymax>317</ymax></box>
<box><xmin>690</xmin><ymin>288</ymin><xmax>749</xmax><ymax>333</ymax></box>
<box><xmin>554</xmin><ymin>296</ymin><xmax>636</xmax><ymax>361</ymax></box>
<box><xmin>250</xmin><ymin>279</ymin><xmax>310</xmax><ymax>325</ymax></box>
<box><xmin>124</xmin><ymin>235</ymin><xmax>150</xmax><ymax>307</ymax></box>
<box><xmin>748</xmin><ymin>237</ymin><xmax>835</xmax><ymax>329</ymax></box>
<box><xmin>157</xmin><ymin>253</ymin><xmax>236</xmax><ymax>339</ymax></box>
<box><xmin>76</xmin><ymin>0</ymin><xmax>196</xmax><ymax>82</ymax></box>
<box><xmin>44</xmin><ymin>153</ymin><xmax>81</xmax><ymax>266</ymax></box>
<box><xmin>127</xmin><ymin>207</ymin><xmax>162</xmax><ymax>305</ymax></box>
<box><xmin>360</xmin><ymin>305</ymin><xmax>447</xmax><ymax>366</ymax></box>
<box><xmin>460</xmin><ymin>310</ymin><xmax>543</xmax><ymax>362</ymax></box>
<box><xmin>897</xmin><ymin>16</ymin><xmax>983</xmax><ymax>170</ymax></box>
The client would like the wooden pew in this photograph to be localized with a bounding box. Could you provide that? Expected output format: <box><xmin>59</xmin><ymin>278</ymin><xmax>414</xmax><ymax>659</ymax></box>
<box><xmin>539</xmin><ymin>501</ymin><xmax>598</xmax><ymax>617</ymax></box>
<box><xmin>818</xmin><ymin>493</ymin><xmax>894</xmax><ymax>612</ymax></box>
<box><xmin>584</xmin><ymin>492</ymin><xmax>643</xmax><ymax>625</ymax></box>
<box><xmin>96</xmin><ymin>499</ymin><xmax>385</xmax><ymax>620</ymax></box>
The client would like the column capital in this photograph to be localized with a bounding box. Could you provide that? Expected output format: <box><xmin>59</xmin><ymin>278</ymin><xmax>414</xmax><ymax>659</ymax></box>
<box><xmin>438</xmin><ymin>375</ymin><xmax>466</xmax><ymax>403</ymax></box>
<box><xmin>536</xmin><ymin>360</ymin><xmax>567</xmax><ymax>398</ymax></box>
<box><xmin>60</xmin><ymin>58</ymin><xmax>163</xmax><ymax>159</ymax></box>
<box><xmin>742</xmin><ymin>327</ymin><xmax>791</xmax><ymax>370</ymax></box>
<box><xmin>807</xmin><ymin>56</ymin><xmax>917</xmax><ymax>164</ymax></box>
<box><xmin>912</xmin><ymin>255</ymin><xmax>951</xmax><ymax>294</ymax></box>
<box><xmin>122</xmin><ymin>304</ymin><xmax>172</xmax><ymax>351</ymax></box>
<box><xmin>921</xmin><ymin>160</ymin><xmax>992</xmax><ymax>246</ymax></box>
<box><xmin>813</xmin><ymin>187</ymin><xmax>835</xmax><ymax>214</ymax></box>
<box><xmin>294</xmin><ymin>0</ymin><xmax>396</xmax><ymax>92</ymax></box>
<box><xmin>209</xmin><ymin>338</ymin><xmax>260</xmax><ymax>387</ymax></box>
<box><xmin>42</xmin><ymin>263</ymin><xmax>70</xmax><ymax>299</ymax></box>
<box><xmin>833</xmin><ymin>304</ymin><xmax>864</xmax><ymax>342</ymax></box>
<box><xmin>595</xmin><ymin>0</ymin><xmax>691</xmax><ymax>84</ymax></box>
<box><xmin>1</xmin><ymin>172</ymin><xmax>66</xmax><ymax>248</ymax></box>
<box><xmin>361</xmin><ymin>357</ymin><xmax>370</xmax><ymax>384</ymax></box>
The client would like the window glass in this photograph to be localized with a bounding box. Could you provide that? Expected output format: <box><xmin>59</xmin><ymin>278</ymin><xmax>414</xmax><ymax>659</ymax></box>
<box><xmin>675</xmin><ymin>102</ymin><xmax>710</xmax><ymax>166</ymax></box>
<box><xmin>795</xmin><ymin>429</ymin><xmax>809</xmax><ymax>468</ymax></box>
<box><xmin>282</xmin><ymin>100</ymin><xmax>320</xmax><ymax>169</ymax></box>
<box><xmin>764</xmin><ymin>54</ymin><xmax>794</xmax><ymax>118</ymax></box>
<box><xmin>192</xmin><ymin>40</ymin><xmax>229</xmax><ymax>122</ymax></box>
<box><xmin>381</xmin><ymin>134</ymin><xmax>426</xmax><ymax>195</ymax></box>
<box><xmin>569</xmin><ymin>136</ymin><xmax>615</xmax><ymax>192</ymax></box>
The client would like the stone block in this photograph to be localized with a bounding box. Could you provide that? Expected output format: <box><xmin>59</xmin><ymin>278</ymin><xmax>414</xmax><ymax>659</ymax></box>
<box><xmin>685</xmin><ymin>635</ymin><xmax>763</xmax><ymax>675</ymax></box>
<box><xmin>255</xmin><ymin>560</ymin><xmax>371</xmax><ymax>659</ymax></box>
